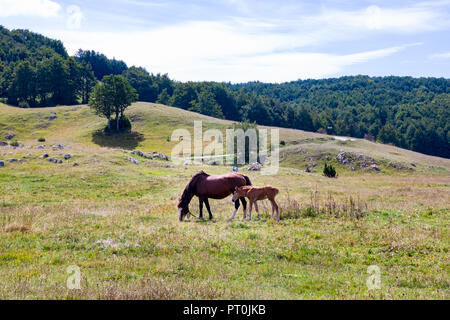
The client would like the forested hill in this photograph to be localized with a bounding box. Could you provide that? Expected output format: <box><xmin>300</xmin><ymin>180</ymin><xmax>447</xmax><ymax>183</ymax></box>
<box><xmin>0</xmin><ymin>25</ymin><xmax>449</xmax><ymax>158</ymax></box>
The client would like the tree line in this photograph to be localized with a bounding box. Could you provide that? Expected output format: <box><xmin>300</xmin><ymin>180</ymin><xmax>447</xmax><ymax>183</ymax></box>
<box><xmin>0</xmin><ymin>26</ymin><xmax>448</xmax><ymax>158</ymax></box>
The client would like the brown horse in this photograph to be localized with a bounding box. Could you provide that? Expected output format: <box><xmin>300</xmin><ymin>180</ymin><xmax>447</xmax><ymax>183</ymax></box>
<box><xmin>177</xmin><ymin>171</ymin><xmax>251</xmax><ymax>221</ymax></box>
<box><xmin>232</xmin><ymin>185</ymin><xmax>280</xmax><ymax>221</ymax></box>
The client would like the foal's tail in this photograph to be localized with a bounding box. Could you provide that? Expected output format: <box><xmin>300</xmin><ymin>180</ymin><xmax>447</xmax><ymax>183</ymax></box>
<box><xmin>243</xmin><ymin>175</ymin><xmax>252</xmax><ymax>186</ymax></box>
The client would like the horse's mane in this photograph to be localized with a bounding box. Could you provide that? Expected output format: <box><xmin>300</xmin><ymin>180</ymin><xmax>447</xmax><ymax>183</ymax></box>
<box><xmin>178</xmin><ymin>171</ymin><xmax>209</xmax><ymax>207</ymax></box>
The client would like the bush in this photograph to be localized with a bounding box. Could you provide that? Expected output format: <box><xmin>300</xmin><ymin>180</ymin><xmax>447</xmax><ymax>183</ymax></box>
<box><xmin>323</xmin><ymin>163</ymin><xmax>337</xmax><ymax>178</ymax></box>
<box><xmin>38</xmin><ymin>137</ymin><xmax>45</xmax><ymax>142</ymax></box>
<box><xmin>10</xmin><ymin>140</ymin><xmax>20</xmax><ymax>147</ymax></box>
<box><xmin>18</xmin><ymin>100</ymin><xmax>30</xmax><ymax>108</ymax></box>
<box><xmin>105</xmin><ymin>116</ymin><xmax>132</xmax><ymax>133</ymax></box>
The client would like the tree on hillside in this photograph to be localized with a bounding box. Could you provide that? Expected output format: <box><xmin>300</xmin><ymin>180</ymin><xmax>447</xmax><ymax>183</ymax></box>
<box><xmin>89</xmin><ymin>75</ymin><xmax>138</xmax><ymax>132</ymax></box>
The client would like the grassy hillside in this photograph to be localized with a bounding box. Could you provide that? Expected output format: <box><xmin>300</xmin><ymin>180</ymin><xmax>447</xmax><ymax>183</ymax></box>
<box><xmin>0</xmin><ymin>102</ymin><xmax>449</xmax><ymax>299</ymax></box>
<box><xmin>1</xmin><ymin>102</ymin><xmax>448</xmax><ymax>174</ymax></box>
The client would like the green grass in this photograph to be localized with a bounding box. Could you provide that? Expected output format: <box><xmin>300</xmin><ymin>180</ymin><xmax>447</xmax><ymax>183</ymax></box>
<box><xmin>0</xmin><ymin>102</ymin><xmax>449</xmax><ymax>299</ymax></box>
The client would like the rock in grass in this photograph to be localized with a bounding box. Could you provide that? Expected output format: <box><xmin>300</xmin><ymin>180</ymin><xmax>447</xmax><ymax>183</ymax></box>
<box><xmin>64</xmin><ymin>154</ymin><xmax>71</xmax><ymax>159</ymax></box>
<box><xmin>0</xmin><ymin>141</ymin><xmax>8</xmax><ymax>146</ymax></box>
<box><xmin>73</xmin><ymin>162</ymin><xmax>79</xmax><ymax>167</ymax></box>
<box><xmin>371</xmin><ymin>164</ymin><xmax>381</xmax><ymax>171</ymax></box>
<box><xmin>6</xmin><ymin>134</ymin><xmax>15</xmax><ymax>140</ymax></box>
<box><xmin>9</xmin><ymin>158</ymin><xmax>17</xmax><ymax>163</ymax></box>
<box><xmin>0</xmin><ymin>160</ymin><xmax>4</xmax><ymax>167</ymax></box>
<box><xmin>43</xmin><ymin>153</ymin><xmax>49</xmax><ymax>158</ymax></box>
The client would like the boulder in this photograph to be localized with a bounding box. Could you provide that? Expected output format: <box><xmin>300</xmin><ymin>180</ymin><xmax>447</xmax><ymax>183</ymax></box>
<box><xmin>371</xmin><ymin>164</ymin><xmax>381</xmax><ymax>171</ymax></box>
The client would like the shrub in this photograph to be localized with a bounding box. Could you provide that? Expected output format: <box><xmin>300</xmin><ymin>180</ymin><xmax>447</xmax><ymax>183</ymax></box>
<box><xmin>104</xmin><ymin>116</ymin><xmax>132</xmax><ymax>133</ymax></box>
<box><xmin>18</xmin><ymin>100</ymin><xmax>30</xmax><ymax>108</ymax></box>
<box><xmin>38</xmin><ymin>137</ymin><xmax>46</xmax><ymax>142</ymax></box>
<box><xmin>323</xmin><ymin>163</ymin><xmax>337</xmax><ymax>178</ymax></box>
<box><xmin>10</xmin><ymin>140</ymin><xmax>20</xmax><ymax>147</ymax></box>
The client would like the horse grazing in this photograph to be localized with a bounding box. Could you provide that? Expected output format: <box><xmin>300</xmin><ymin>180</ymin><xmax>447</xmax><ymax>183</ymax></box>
<box><xmin>177</xmin><ymin>171</ymin><xmax>252</xmax><ymax>221</ymax></box>
<box><xmin>232</xmin><ymin>185</ymin><xmax>280</xmax><ymax>221</ymax></box>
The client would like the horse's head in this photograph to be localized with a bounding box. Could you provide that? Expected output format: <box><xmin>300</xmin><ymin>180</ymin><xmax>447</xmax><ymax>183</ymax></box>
<box><xmin>177</xmin><ymin>198</ymin><xmax>190</xmax><ymax>221</ymax></box>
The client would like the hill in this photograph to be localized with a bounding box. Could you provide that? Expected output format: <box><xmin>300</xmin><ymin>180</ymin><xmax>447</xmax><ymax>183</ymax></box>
<box><xmin>0</xmin><ymin>25</ymin><xmax>448</xmax><ymax>158</ymax></box>
<box><xmin>0</xmin><ymin>102</ymin><xmax>449</xmax><ymax>299</ymax></box>
<box><xmin>1</xmin><ymin>101</ymin><xmax>449</xmax><ymax>174</ymax></box>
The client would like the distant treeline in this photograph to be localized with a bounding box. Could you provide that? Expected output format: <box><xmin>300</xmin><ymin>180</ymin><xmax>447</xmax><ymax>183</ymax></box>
<box><xmin>0</xmin><ymin>26</ymin><xmax>449</xmax><ymax>158</ymax></box>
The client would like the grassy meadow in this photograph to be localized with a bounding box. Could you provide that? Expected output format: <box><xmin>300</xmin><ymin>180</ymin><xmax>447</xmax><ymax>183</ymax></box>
<box><xmin>0</xmin><ymin>102</ymin><xmax>449</xmax><ymax>299</ymax></box>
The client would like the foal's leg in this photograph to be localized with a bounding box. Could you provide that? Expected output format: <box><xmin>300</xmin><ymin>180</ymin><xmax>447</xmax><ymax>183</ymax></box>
<box><xmin>254</xmin><ymin>200</ymin><xmax>260</xmax><ymax>219</ymax></box>
<box><xmin>240</xmin><ymin>198</ymin><xmax>247</xmax><ymax>218</ymax></box>
<box><xmin>204</xmin><ymin>198</ymin><xmax>213</xmax><ymax>220</ymax></box>
<box><xmin>270</xmin><ymin>198</ymin><xmax>280</xmax><ymax>221</ymax></box>
<box><xmin>248</xmin><ymin>201</ymin><xmax>253</xmax><ymax>220</ymax></box>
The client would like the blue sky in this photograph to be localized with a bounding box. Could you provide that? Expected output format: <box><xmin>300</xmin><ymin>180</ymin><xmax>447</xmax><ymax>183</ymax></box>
<box><xmin>1</xmin><ymin>0</ymin><xmax>449</xmax><ymax>82</ymax></box>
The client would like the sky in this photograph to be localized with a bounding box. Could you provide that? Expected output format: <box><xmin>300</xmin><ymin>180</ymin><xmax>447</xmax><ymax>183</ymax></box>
<box><xmin>1</xmin><ymin>0</ymin><xmax>449</xmax><ymax>83</ymax></box>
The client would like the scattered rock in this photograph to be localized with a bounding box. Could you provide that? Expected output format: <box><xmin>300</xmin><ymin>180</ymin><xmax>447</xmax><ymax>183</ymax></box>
<box><xmin>9</xmin><ymin>158</ymin><xmax>17</xmax><ymax>163</ymax></box>
<box><xmin>52</xmin><ymin>144</ymin><xmax>64</xmax><ymax>150</ymax></box>
<box><xmin>165</xmin><ymin>164</ymin><xmax>174</xmax><ymax>168</ymax></box>
<box><xmin>410</xmin><ymin>162</ymin><xmax>416</xmax><ymax>167</ymax></box>
<box><xmin>73</xmin><ymin>162</ymin><xmax>79</xmax><ymax>167</ymax></box>
<box><xmin>43</xmin><ymin>153</ymin><xmax>49</xmax><ymax>158</ymax></box>
<box><xmin>0</xmin><ymin>160</ymin><xmax>4</xmax><ymax>167</ymax></box>
<box><xmin>6</xmin><ymin>134</ymin><xmax>15</xmax><ymax>140</ymax></box>
<box><xmin>248</xmin><ymin>163</ymin><xmax>262</xmax><ymax>171</ymax></box>
<box><xmin>64</xmin><ymin>154</ymin><xmax>71</xmax><ymax>160</ymax></box>
<box><xmin>37</xmin><ymin>145</ymin><xmax>45</xmax><ymax>149</ymax></box>
<box><xmin>47</xmin><ymin>115</ymin><xmax>58</xmax><ymax>120</ymax></box>
<box><xmin>0</xmin><ymin>141</ymin><xmax>8</xmax><ymax>146</ymax></box>
<box><xmin>126</xmin><ymin>156</ymin><xmax>138</xmax><ymax>164</ymax></box>
<box><xmin>57</xmin><ymin>159</ymin><xmax>63</xmax><ymax>164</ymax></box>
<box><xmin>232</xmin><ymin>166</ymin><xmax>238</xmax><ymax>172</ymax></box>
<box><xmin>371</xmin><ymin>164</ymin><xmax>381</xmax><ymax>171</ymax></box>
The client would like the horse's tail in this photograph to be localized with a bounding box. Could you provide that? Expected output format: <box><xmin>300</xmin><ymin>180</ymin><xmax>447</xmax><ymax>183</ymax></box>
<box><xmin>243</xmin><ymin>175</ymin><xmax>252</xmax><ymax>186</ymax></box>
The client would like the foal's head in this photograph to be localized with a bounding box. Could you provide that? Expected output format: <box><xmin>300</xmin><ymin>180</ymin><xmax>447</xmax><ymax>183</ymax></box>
<box><xmin>232</xmin><ymin>186</ymin><xmax>248</xmax><ymax>202</ymax></box>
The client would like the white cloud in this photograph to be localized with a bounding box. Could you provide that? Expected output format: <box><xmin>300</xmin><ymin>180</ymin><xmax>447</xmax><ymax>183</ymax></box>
<box><xmin>66</xmin><ymin>5</ymin><xmax>83</xmax><ymax>29</ymax></box>
<box><xmin>307</xmin><ymin>4</ymin><xmax>448</xmax><ymax>33</ymax></box>
<box><xmin>429</xmin><ymin>51</ymin><xmax>450</xmax><ymax>59</ymax></box>
<box><xmin>0</xmin><ymin>0</ymin><xmax>61</xmax><ymax>18</ymax></box>
<box><xmin>46</xmin><ymin>20</ymin><xmax>419</xmax><ymax>82</ymax></box>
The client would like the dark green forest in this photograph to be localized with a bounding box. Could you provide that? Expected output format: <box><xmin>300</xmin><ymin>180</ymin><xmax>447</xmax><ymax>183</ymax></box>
<box><xmin>1</xmin><ymin>26</ymin><xmax>449</xmax><ymax>158</ymax></box>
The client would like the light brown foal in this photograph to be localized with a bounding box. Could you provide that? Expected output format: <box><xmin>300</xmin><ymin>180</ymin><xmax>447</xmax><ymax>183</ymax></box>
<box><xmin>231</xmin><ymin>185</ymin><xmax>280</xmax><ymax>221</ymax></box>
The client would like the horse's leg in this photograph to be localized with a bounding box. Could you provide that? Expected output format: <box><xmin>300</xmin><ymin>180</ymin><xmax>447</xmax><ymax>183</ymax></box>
<box><xmin>204</xmin><ymin>198</ymin><xmax>213</xmax><ymax>220</ymax></box>
<box><xmin>229</xmin><ymin>198</ymin><xmax>240</xmax><ymax>221</ymax></box>
<box><xmin>240</xmin><ymin>198</ymin><xmax>247</xmax><ymax>218</ymax></box>
<box><xmin>270</xmin><ymin>199</ymin><xmax>275</xmax><ymax>219</ymax></box>
<box><xmin>254</xmin><ymin>201</ymin><xmax>259</xmax><ymax>214</ymax></box>
<box><xmin>254</xmin><ymin>200</ymin><xmax>260</xmax><ymax>219</ymax></box>
<box><xmin>248</xmin><ymin>201</ymin><xmax>253</xmax><ymax>220</ymax></box>
<box><xmin>199</xmin><ymin>198</ymin><xmax>204</xmax><ymax>219</ymax></box>
<box><xmin>274</xmin><ymin>199</ymin><xmax>280</xmax><ymax>222</ymax></box>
